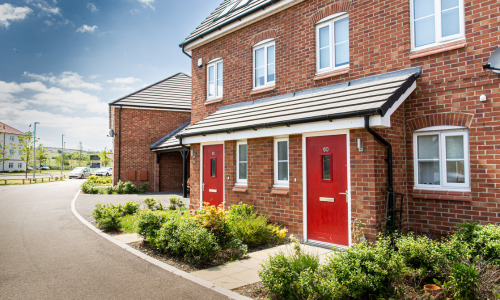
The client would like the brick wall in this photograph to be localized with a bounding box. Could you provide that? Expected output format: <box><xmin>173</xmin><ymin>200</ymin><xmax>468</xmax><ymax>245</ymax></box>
<box><xmin>188</xmin><ymin>0</ymin><xmax>500</xmax><ymax>237</ymax></box>
<box><xmin>112</xmin><ymin>107</ymin><xmax>191</xmax><ymax>192</ymax></box>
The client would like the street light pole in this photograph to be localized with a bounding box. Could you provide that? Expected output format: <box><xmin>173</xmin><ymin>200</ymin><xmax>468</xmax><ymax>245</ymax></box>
<box><xmin>61</xmin><ymin>134</ymin><xmax>65</xmax><ymax>176</ymax></box>
<box><xmin>33</xmin><ymin>122</ymin><xmax>40</xmax><ymax>179</ymax></box>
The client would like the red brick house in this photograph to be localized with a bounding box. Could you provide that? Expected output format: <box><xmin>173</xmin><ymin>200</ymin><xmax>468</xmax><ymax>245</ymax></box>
<box><xmin>110</xmin><ymin>73</ymin><xmax>191</xmax><ymax>194</ymax></box>
<box><xmin>178</xmin><ymin>0</ymin><xmax>500</xmax><ymax>247</ymax></box>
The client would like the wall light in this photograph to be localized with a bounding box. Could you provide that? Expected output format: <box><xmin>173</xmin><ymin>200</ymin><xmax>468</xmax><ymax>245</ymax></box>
<box><xmin>357</xmin><ymin>138</ymin><xmax>363</xmax><ymax>152</ymax></box>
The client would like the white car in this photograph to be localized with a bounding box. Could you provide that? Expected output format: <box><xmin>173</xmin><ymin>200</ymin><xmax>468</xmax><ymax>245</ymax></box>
<box><xmin>95</xmin><ymin>167</ymin><xmax>112</xmax><ymax>176</ymax></box>
<box><xmin>69</xmin><ymin>167</ymin><xmax>91</xmax><ymax>179</ymax></box>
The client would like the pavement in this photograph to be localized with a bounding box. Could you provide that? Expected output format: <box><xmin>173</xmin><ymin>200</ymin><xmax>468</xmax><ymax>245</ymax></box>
<box><xmin>0</xmin><ymin>180</ymin><xmax>229</xmax><ymax>299</ymax></box>
<box><xmin>75</xmin><ymin>192</ymin><xmax>334</xmax><ymax>291</ymax></box>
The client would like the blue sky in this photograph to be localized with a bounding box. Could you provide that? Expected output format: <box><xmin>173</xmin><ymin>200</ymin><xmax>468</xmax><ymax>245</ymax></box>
<box><xmin>0</xmin><ymin>0</ymin><xmax>220</xmax><ymax>151</ymax></box>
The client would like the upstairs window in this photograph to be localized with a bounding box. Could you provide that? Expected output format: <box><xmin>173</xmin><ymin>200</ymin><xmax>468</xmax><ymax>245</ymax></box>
<box><xmin>411</xmin><ymin>0</ymin><xmax>464</xmax><ymax>50</ymax></box>
<box><xmin>414</xmin><ymin>127</ymin><xmax>469</xmax><ymax>190</ymax></box>
<box><xmin>236</xmin><ymin>141</ymin><xmax>247</xmax><ymax>184</ymax></box>
<box><xmin>316</xmin><ymin>13</ymin><xmax>349</xmax><ymax>73</ymax></box>
<box><xmin>253</xmin><ymin>40</ymin><xmax>275</xmax><ymax>89</ymax></box>
<box><xmin>9</xmin><ymin>149</ymin><xmax>14</xmax><ymax>155</ymax></box>
<box><xmin>207</xmin><ymin>59</ymin><xmax>223</xmax><ymax>100</ymax></box>
<box><xmin>9</xmin><ymin>136</ymin><xmax>14</xmax><ymax>142</ymax></box>
<box><xmin>274</xmin><ymin>137</ymin><xmax>289</xmax><ymax>186</ymax></box>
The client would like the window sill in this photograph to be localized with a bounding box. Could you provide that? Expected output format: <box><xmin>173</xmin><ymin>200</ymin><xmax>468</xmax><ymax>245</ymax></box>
<box><xmin>413</xmin><ymin>189</ymin><xmax>471</xmax><ymax>202</ymax></box>
<box><xmin>232</xmin><ymin>185</ymin><xmax>247</xmax><ymax>193</ymax></box>
<box><xmin>271</xmin><ymin>186</ymin><xmax>289</xmax><ymax>195</ymax></box>
<box><xmin>205</xmin><ymin>97</ymin><xmax>223</xmax><ymax>105</ymax></box>
<box><xmin>250</xmin><ymin>85</ymin><xmax>275</xmax><ymax>95</ymax></box>
<box><xmin>313</xmin><ymin>68</ymin><xmax>349</xmax><ymax>81</ymax></box>
<box><xmin>410</xmin><ymin>40</ymin><xmax>466</xmax><ymax>60</ymax></box>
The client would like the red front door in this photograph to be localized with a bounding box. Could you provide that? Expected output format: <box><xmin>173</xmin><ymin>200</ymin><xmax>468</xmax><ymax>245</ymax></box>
<box><xmin>202</xmin><ymin>144</ymin><xmax>223</xmax><ymax>207</ymax></box>
<box><xmin>306</xmin><ymin>134</ymin><xmax>348</xmax><ymax>246</ymax></box>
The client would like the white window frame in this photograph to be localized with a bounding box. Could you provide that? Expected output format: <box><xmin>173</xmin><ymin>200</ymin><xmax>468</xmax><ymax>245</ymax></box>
<box><xmin>9</xmin><ymin>149</ymin><xmax>14</xmax><ymax>155</ymax></box>
<box><xmin>9</xmin><ymin>135</ymin><xmax>14</xmax><ymax>142</ymax></box>
<box><xmin>253</xmin><ymin>39</ymin><xmax>275</xmax><ymax>89</ymax></box>
<box><xmin>8</xmin><ymin>163</ymin><xmax>13</xmax><ymax>169</ymax></box>
<box><xmin>274</xmin><ymin>137</ymin><xmax>289</xmax><ymax>187</ymax></box>
<box><xmin>18</xmin><ymin>163</ymin><xmax>22</xmax><ymax>169</ymax></box>
<box><xmin>236</xmin><ymin>140</ymin><xmax>248</xmax><ymax>185</ymax></box>
<box><xmin>316</xmin><ymin>13</ymin><xmax>349</xmax><ymax>74</ymax></box>
<box><xmin>410</xmin><ymin>0</ymin><xmax>465</xmax><ymax>51</ymax></box>
<box><xmin>207</xmin><ymin>58</ymin><xmax>223</xmax><ymax>100</ymax></box>
<box><xmin>413</xmin><ymin>126</ymin><xmax>470</xmax><ymax>191</ymax></box>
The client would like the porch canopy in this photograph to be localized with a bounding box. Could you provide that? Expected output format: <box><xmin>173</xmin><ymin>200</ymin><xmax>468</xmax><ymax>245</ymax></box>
<box><xmin>179</xmin><ymin>67</ymin><xmax>420</xmax><ymax>144</ymax></box>
<box><xmin>151</xmin><ymin>121</ymin><xmax>191</xmax><ymax>197</ymax></box>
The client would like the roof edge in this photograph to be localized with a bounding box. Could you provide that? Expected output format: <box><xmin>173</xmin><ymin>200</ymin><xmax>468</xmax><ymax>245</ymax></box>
<box><xmin>150</xmin><ymin>120</ymin><xmax>191</xmax><ymax>150</ymax></box>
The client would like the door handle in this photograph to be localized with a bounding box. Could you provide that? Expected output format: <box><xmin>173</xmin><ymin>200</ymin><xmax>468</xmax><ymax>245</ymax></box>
<box><xmin>202</xmin><ymin>183</ymin><xmax>205</xmax><ymax>192</ymax></box>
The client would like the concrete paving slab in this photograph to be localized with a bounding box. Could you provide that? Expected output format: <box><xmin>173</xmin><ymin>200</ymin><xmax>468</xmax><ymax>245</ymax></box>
<box><xmin>229</xmin><ymin>269</ymin><xmax>262</xmax><ymax>285</ymax></box>
<box><xmin>211</xmin><ymin>276</ymin><xmax>248</xmax><ymax>290</ymax></box>
<box><xmin>112</xmin><ymin>233</ymin><xmax>142</xmax><ymax>244</ymax></box>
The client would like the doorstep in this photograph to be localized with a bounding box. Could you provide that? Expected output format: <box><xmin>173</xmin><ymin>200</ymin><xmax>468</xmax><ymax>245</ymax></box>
<box><xmin>191</xmin><ymin>243</ymin><xmax>334</xmax><ymax>290</ymax></box>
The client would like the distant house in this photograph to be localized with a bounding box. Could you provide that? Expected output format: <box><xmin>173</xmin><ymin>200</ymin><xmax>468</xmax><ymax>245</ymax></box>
<box><xmin>0</xmin><ymin>122</ymin><xmax>25</xmax><ymax>172</ymax></box>
<box><xmin>109</xmin><ymin>73</ymin><xmax>191</xmax><ymax>194</ymax></box>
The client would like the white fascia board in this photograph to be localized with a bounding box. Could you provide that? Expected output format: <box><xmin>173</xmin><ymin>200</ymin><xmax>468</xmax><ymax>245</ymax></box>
<box><xmin>380</xmin><ymin>81</ymin><xmax>416</xmax><ymax>127</ymax></box>
<box><xmin>184</xmin><ymin>0</ymin><xmax>305</xmax><ymax>52</ymax></box>
<box><xmin>182</xmin><ymin>115</ymin><xmax>388</xmax><ymax>144</ymax></box>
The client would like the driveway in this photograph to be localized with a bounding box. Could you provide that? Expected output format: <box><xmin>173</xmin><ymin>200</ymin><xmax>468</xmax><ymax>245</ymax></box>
<box><xmin>0</xmin><ymin>180</ymin><xmax>228</xmax><ymax>299</ymax></box>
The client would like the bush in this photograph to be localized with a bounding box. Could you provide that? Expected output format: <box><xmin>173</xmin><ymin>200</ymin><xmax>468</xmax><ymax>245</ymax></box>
<box><xmin>155</xmin><ymin>217</ymin><xmax>219</xmax><ymax>263</ymax></box>
<box><xmin>81</xmin><ymin>180</ymin><xmax>97</xmax><ymax>194</ymax></box>
<box><xmin>194</xmin><ymin>204</ymin><xmax>232</xmax><ymax>245</ymax></box>
<box><xmin>229</xmin><ymin>215</ymin><xmax>286</xmax><ymax>247</ymax></box>
<box><xmin>123</xmin><ymin>181</ymin><xmax>137</xmax><ymax>194</ymax></box>
<box><xmin>114</xmin><ymin>180</ymin><xmax>125</xmax><ymax>194</ymax></box>
<box><xmin>226</xmin><ymin>202</ymin><xmax>256</xmax><ymax>223</ymax></box>
<box><xmin>143</xmin><ymin>197</ymin><xmax>156</xmax><ymax>210</ymax></box>
<box><xmin>449</xmin><ymin>259</ymin><xmax>480</xmax><ymax>300</ymax></box>
<box><xmin>136</xmin><ymin>209</ymin><xmax>182</xmax><ymax>242</ymax></box>
<box><xmin>138</xmin><ymin>182</ymin><xmax>149</xmax><ymax>193</ymax></box>
<box><xmin>122</xmin><ymin>201</ymin><xmax>140</xmax><ymax>215</ymax></box>
<box><xmin>260</xmin><ymin>238</ymin><xmax>323</xmax><ymax>299</ymax></box>
<box><xmin>454</xmin><ymin>222</ymin><xmax>500</xmax><ymax>265</ymax></box>
<box><xmin>92</xmin><ymin>203</ymin><xmax>121</xmax><ymax>231</ymax></box>
<box><xmin>168</xmin><ymin>196</ymin><xmax>185</xmax><ymax>210</ymax></box>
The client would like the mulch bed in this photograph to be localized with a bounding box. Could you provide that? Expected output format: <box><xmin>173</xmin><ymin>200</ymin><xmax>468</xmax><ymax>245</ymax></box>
<box><xmin>232</xmin><ymin>282</ymin><xmax>269</xmax><ymax>300</ymax></box>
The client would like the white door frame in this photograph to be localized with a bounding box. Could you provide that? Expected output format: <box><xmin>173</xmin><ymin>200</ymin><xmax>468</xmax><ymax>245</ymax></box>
<box><xmin>200</xmin><ymin>142</ymin><xmax>225</xmax><ymax>209</ymax></box>
<box><xmin>302</xmin><ymin>130</ymin><xmax>351</xmax><ymax>248</ymax></box>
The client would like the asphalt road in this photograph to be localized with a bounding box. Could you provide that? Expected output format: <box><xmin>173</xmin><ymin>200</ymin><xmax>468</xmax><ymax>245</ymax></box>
<box><xmin>0</xmin><ymin>180</ymin><xmax>228</xmax><ymax>299</ymax></box>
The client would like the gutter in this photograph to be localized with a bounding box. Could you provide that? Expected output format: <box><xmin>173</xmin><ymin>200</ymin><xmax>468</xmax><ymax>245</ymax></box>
<box><xmin>179</xmin><ymin>0</ymin><xmax>282</xmax><ymax>49</ymax></box>
<box><xmin>182</xmin><ymin>45</ymin><xmax>192</xmax><ymax>59</ymax></box>
<box><xmin>364</xmin><ymin>115</ymin><xmax>395</xmax><ymax>231</ymax></box>
<box><xmin>118</xmin><ymin>106</ymin><xmax>123</xmax><ymax>183</ymax></box>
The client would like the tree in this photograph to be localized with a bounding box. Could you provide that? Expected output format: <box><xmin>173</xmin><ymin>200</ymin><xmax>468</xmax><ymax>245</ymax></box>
<box><xmin>36</xmin><ymin>144</ymin><xmax>48</xmax><ymax>173</ymax></box>
<box><xmin>12</xmin><ymin>130</ymin><xmax>38</xmax><ymax>178</ymax></box>
<box><xmin>100</xmin><ymin>148</ymin><xmax>111</xmax><ymax>167</ymax></box>
<box><xmin>0</xmin><ymin>128</ymin><xmax>13</xmax><ymax>171</ymax></box>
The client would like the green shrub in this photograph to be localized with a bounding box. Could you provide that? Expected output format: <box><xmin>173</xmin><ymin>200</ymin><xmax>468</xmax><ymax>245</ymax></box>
<box><xmin>229</xmin><ymin>215</ymin><xmax>286</xmax><ymax>247</ymax></box>
<box><xmin>143</xmin><ymin>197</ymin><xmax>156</xmax><ymax>210</ymax></box>
<box><xmin>227</xmin><ymin>202</ymin><xmax>256</xmax><ymax>223</ymax></box>
<box><xmin>138</xmin><ymin>182</ymin><xmax>149</xmax><ymax>193</ymax></box>
<box><xmin>194</xmin><ymin>205</ymin><xmax>232</xmax><ymax>245</ymax></box>
<box><xmin>449</xmin><ymin>259</ymin><xmax>480</xmax><ymax>300</ymax></box>
<box><xmin>155</xmin><ymin>217</ymin><xmax>219</xmax><ymax>263</ymax></box>
<box><xmin>123</xmin><ymin>181</ymin><xmax>137</xmax><ymax>194</ymax></box>
<box><xmin>81</xmin><ymin>180</ymin><xmax>96</xmax><ymax>194</ymax></box>
<box><xmin>260</xmin><ymin>239</ymin><xmax>322</xmax><ymax>299</ymax></box>
<box><xmin>136</xmin><ymin>209</ymin><xmax>183</xmax><ymax>242</ymax></box>
<box><xmin>92</xmin><ymin>203</ymin><xmax>121</xmax><ymax>231</ymax></box>
<box><xmin>454</xmin><ymin>222</ymin><xmax>500</xmax><ymax>265</ymax></box>
<box><xmin>114</xmin><ymin>180</ymin><xmax>125</xmax><ymax>194</ymax></box>
<box><xmin>321</xmin><ymin>236</ymin><xmax>405</xmax><ymax>299</ymax></box>
<box><xmin>122</xmin><ymin>201</ymin><xmax>140</xmax><ymax>215</ymax></box>
<box><xmin>168</xmin><ymin>196</ymin><xmax>184</xmax><ymax>210</ymax></box>
<box><xmin>120</xmin><ymin>214</ymin><xmax>139</xmax><ymax>233</ymax></box>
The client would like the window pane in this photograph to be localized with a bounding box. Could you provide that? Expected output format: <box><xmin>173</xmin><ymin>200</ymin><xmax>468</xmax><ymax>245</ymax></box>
<box><xmin>320</xmin><ymin>48</ymin><xmax>330</xmax><ymax>69</ymax></box>
<box><xmin>239</xmin><ymin>162</ymin><xmax>247</xmax><ymax>180</ymax></box>
<box><xmin>319</xmin><ymin>26</ymin><xmax>330</xmax><ymax>48</ymax></box>
<box><xmin>255</xmin><ymin>67</ymin><xmax>265</xmax><ymax>87</ymax></box>
<box><xmin>322</xmin><ymin>155</ymin><xmax>331</xmax><ymax>180</ymax></box>
<box><xmin>447</xmin><ymin>161</ymin><xmax>465</xmax><ymax>183</ymax></box>
<box><xmin>418</xmin><ymin>161</ymin><xmax>440</xmax><ymax>185</ymax></box>
<box><xmin>267</xmin><ymin>45</ymin><xmax>275</xmax><ymax>83</ymax></box>
<box><xmin>238</xmin><ymin>144</ymin><xmax>247</xmax><ymax>162</ymax></box>
<box><xmin>418</xmin><ymin>135</ymin><xmax>439</xmax><ymax>159</ymax></box>
<box><xmin>255</xmin><ymin>48</ymin><xmax>264</xmax><ymax>68</ymax></box>
<box><xmin>334</xmin><ymin>18</ymin><xmax>349</xmax><ymax>43</ymax></box>
<box><xmin>335</xmin><ymin>42</ymin><xmax>349</xmax><ymax>67</ymax></box>
<box><xmin>442</xmin><ymin>7</ymin><xmax>459</xmax><ymax>37</ymax></box>
<box><xmin>278</xmin><ymin>161</ymin><xmax>288</xmax><ymax>181</ymax></box>
<box><xmin>211</xmin><ymin>158</ymin><xmax>216</xmax><ymax>177</ymax></box>
<box><xmin>208</xmin><ymin>66</ymin><xmax>215</xmax><ymax>97</ymax></box>
<box><xmin>414</xmin><ymin>16</ymin><xmax>436</xmax><ymax>47</ymax></box>
<box><xmin>446</xmin><ymin>135</ymin><xmax>464</xmax><ymax>159</ymax></box>
<box><xmin>441</xmin><ymin>0</ymin><xmax>458</xmax><ymax>10</ymax></box>
<box><xmin>414</xmin><ymin>0</ymin><xmax>435</xmax><ymax>19</ymax></box>
<box><xmin>277</xmin><ymin>141</ymin><xmax>288</xmax><ymax>161</ymax></box>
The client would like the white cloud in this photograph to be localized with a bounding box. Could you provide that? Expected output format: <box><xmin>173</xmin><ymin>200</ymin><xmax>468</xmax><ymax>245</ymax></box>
<box><xmin>23</xmin><ymin>71</ymin><xmax>102</xmax><ymax>90</ymax></box>
<box><xmin>87</xmin><ymin>3</ymin><xmax>97</xmax><ymax>13</ymax></box>
<box><xmin>76</xmin><ymin>24</ymin><xmax>97</xmax><ymax>33</ymax></box>
<box><xmin>137</xmin><ymin>0</ymin><xmax>155</xmax><ymax>9</ymax></box>
<box><xmin>107</xmin><ymin>77</ymin><xmax>141</xmax><ymax>85</ymax></box>
<box><xmin>0</xmin><ymin>3</ymin><xmax>32</xmax><ymax>27</ymax></box>
<box><xmin>26</xmin><ymin>0</ymin><xmax>61</xmax><ymax>16</ymax></box>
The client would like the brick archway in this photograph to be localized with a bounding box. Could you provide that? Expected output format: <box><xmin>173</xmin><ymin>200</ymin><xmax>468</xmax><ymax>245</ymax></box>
<box><xmin>407</xmin><ymin>112</ymin><xmax>474</xmax><ymax>132</ymax></box>
<box><xmin>310</xmin><ymin>0</ymin><xmax>353</xmax><ymax>24</ymax></box>
<box><xmin>250</xmin><ymin>29</ymin><xmax>277</xmax><ymax>46</ymax></box>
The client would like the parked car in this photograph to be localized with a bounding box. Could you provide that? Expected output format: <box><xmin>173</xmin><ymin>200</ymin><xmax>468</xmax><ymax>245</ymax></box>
<box><xmin>68</xmin><ymin>167</ymin><xmax>91</xmax><ymax>179</ymax></box>
<box><xmin>39</xmin><ymin>164</ymin><xmax>50</xmax><ymax>170</ymax></box>
<box><xmin>95</xmin><ymin>167</ymin><xmax>112</xmax><ymax>176</ymax></box>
